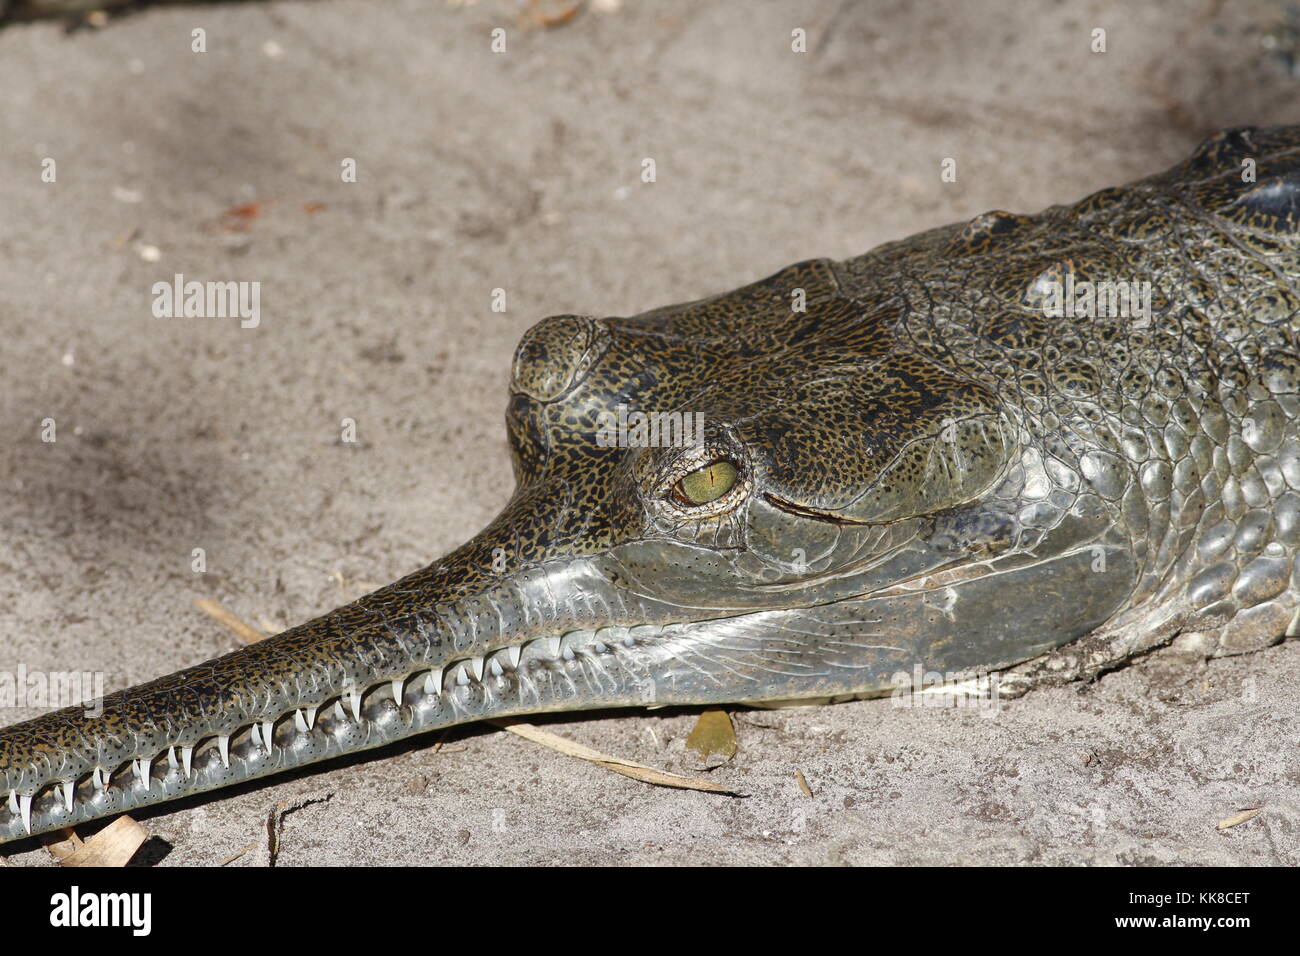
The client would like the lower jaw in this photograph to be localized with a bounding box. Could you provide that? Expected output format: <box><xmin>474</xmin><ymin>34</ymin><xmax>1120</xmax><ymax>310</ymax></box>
<box><xmin>0</xmin><ymin>623</ymin><xmax>677</xmax><ymax>843</ymax></box>
<box><xmin>5</xmin><ymin>562</ymin><xmax>1085</xmax><ymax>843</ymax></box>
<box><xmin>1</xmin><ymin>597</ymin><xmax>896</xmax><ymax>844</ymax></box>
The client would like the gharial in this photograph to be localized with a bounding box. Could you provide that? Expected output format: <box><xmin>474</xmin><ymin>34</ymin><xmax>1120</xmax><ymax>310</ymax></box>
<box><xmin>5</xmin><ymin>125</ymin><xmax>1300</xmax><ymax>844</ymax></box>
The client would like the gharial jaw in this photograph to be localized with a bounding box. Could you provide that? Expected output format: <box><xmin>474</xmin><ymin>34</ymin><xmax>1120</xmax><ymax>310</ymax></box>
<box><xmin>0</xmin><ymin>603</ymin><xmax>873</xmax><ymax>843</ymax></box>
<box><xmin>0</xmin><ymin>612</ymin><xmax>676</xmax><ymax>843</ymax></box>
<box><xmin>0</xmin><ymin>505</ymin><xmax>1125</xmax><ymax>845</ymax></box>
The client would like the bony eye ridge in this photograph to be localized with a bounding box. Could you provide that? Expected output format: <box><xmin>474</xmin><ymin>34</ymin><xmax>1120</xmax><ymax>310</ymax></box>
<box><xmin>674</xmin><ymin>460</ymin><xmax>739</xmax><ymax>506</ymax></box>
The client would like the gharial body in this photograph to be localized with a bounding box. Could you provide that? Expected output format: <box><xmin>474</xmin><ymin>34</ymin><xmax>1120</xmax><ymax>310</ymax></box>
<box><xmin>5</xmin><ymin>125</ymin><xmax>1300</xmax><ymax>844</ymax></box>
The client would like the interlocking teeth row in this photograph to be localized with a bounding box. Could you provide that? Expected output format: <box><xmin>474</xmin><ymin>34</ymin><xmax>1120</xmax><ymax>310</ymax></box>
<box><xmin>3</xmin><ymin>623</ymin><xmax>661</xmax><ymax>835</ymax></box>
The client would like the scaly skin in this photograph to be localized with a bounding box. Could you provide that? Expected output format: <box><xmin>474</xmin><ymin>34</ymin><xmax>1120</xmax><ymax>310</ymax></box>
<box><xmin>4</xmin><ymin>125</ymin><xmax>1300</xmax><ymax>844</ymax></box>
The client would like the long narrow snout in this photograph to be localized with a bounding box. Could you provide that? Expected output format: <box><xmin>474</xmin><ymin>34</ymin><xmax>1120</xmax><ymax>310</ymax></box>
<box><xmin>0</xmin><ymin>502</ymin><xmax>672</xmax><ymax>843</ymax></box>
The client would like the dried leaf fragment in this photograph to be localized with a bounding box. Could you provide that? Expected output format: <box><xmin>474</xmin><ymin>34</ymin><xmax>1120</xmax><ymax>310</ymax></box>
<box><xmin>1216</xmin><ymin>807</ymin><xmax>1263</xmax><ymax>830</ymax></box>
<box><xmin>57</xmin><ymin>817</ymin><xmax>149</xmax><ymax>867</ymax></box>
<box><xmin>490</xmin><ymin>718</ymin><xmax>740</xmax><ymax>795</ymax></box>
<box><xmin>195</xmin><ymin>598</ymin><xmax>267</xmax><ymax>644</ymax></box>
<box><xmin>794</xmin><ymin>769</ymin><xmax>814</xmax><ymax>798</ymax></box>
<box><xmin>685</xmin><ymin>708</ymin><xmax>738</xmax><ymax>764</ymax></box>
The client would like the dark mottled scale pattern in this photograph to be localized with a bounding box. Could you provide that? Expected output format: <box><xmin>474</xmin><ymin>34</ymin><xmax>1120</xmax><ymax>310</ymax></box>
<box><xmin>840</xmin><ymin>124</ymin><xmax>1300</xmax><ymax>647</ymax></box>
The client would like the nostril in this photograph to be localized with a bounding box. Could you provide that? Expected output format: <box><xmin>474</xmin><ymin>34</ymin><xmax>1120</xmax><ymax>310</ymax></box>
<box><xmin>510</xmin><ymin>314</ymin><xmax>609</xmax><ymax>402</ymax></box>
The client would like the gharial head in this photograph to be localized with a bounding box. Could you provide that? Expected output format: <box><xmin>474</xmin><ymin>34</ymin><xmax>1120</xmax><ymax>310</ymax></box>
<box><xmin>0</xmin><ymin>253</ymin><xmax>1144</xmax><ymax>844</ymax></box>
<box><xmin>409</xmin><ymin>256</ymin><xmax>1137</xmax><ymax>710</ymax></box>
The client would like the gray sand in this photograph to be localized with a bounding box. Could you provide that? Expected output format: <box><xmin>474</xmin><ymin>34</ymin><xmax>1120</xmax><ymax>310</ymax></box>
<box><xmin>2</xmin><ymin>0</ymin><xmax>1299</xmax><ymax>865</ymax></box>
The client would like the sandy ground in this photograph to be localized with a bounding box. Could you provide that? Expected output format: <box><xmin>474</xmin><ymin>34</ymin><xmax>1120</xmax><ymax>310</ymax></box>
<box><xmin>1</xmin><ymin>0</ymin><xmax>1299</xmax><ymax>866</ymax></box>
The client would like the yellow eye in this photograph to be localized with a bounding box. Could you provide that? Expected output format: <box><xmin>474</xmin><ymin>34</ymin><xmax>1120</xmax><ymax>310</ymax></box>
<box><xmin>676</xmin><ymin>461</ymin><xmax>738</xmax><ymax>506</ymax></box>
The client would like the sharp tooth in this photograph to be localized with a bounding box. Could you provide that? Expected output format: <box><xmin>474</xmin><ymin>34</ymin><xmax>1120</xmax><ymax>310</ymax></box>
<box><xmin>592</xmin><ymin>641</ymin><xmax>608</xmax><ymax>654</ymax></box>
<box><xmin>560</xmin><ymin>638</ymin><xmax>576</xmax><ymax>661</ymax></box>
<box><xmin>217</xmin><ymin>734</ymin><xmax>230</xmax><ymax>768</ymax></box>
<box><xmin>93</xmin><ymin>768</ymin><xmax>106</xmax><ymax>791</ymax></box>
<box><xmin>182</xmin><ymin>746</ymin><xmax>194</xmax><ymax>778</ymax></box>
<box><xmin>305</xmin><ymin>705</ymin><xmax>318</xmax><ymax>731</ymax></box>
<box><xmin>19</xmin><ymin>793</ymin><xmax>31</xmax><ymax>835</ymax></box>
<box><xmin>503</xmin><ymin>646</ymin><xmax>522</xmax><ymax>669</ymax></box>
<box><xmin>349</xmin><ymin>688</ymin><xmax>362</xmax><ymax>722</ymax></box>
<box><xmin>488</xmin><ymin>657</ymin><xmax>503</xmax><ymax>677</ymax></box>
<box><xmin>261</xmin><ymin>720</ymin><xmax>275</xmax><ymax>752</ymax></box>
<box><xmin>468</xmin><ymin>656</ymin><xmax>485</xmax><ymax>682</ymax></box>
<box><xmin>61</xmin><ymin>781</ymin><xmax>74</xmax><ymax>813</ymax></box>
<box><xmin>391</xmin><ymin>677</ymin><xmax>406</xmax><ymax>704</ymax></box>
<box><xmin>167</xmin><ymin>746</ymin><xmax>178</xmax><ymax>770</ymax></box>
<box><xmin>250</xmin><ymin>723</ymin><xmax>262</xmax><ymax>748</ymax></box>
<box><xmin>294</xmin><ymin>709</ymin><xmax>308</xmax><ymax>732</ymax></box>
<box><xmin>424</xmin><ymin>668</ymin><xmax>443</xmax><ymax>696</ymax></box>
<box><xmin>135</xmin><ymin>756</ymin><xmax>152</xmax><ymax>790</ymax></box>
<box><xmin>534</xmin><ymin>637</ymin><xmax>561</xmax><ymax>659</ymax></box>
<box><xmin>333</xmin><ymin>700</ymin><xmax>346</xmax><ymax>722</ymax></box>
<box><xmin>455</xmin><ymin>663</ymin><xmax>469</xmax><ymax>686</ymax></box>
<box><xmin>7</xmin><ymin>789</ymin><xmax>16</xmax><ymax>814</ymax></box>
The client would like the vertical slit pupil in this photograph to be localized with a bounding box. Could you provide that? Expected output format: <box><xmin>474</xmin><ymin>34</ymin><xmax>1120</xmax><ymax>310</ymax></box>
<box><xmin>679</xmin><ymin>460</ymin><xmax>738</xmax><ymax>505</ymax></box>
